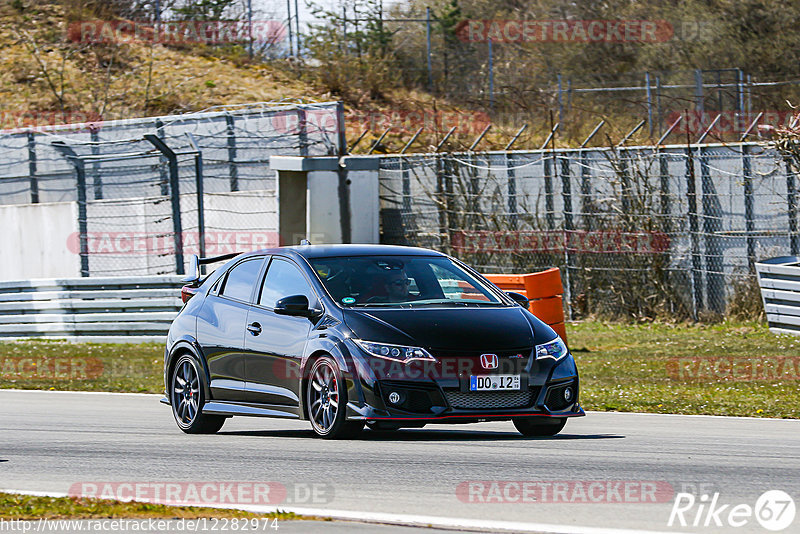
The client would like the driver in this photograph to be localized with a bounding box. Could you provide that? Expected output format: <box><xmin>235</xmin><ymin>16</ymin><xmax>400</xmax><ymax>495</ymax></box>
<box><xmin>384</xmin><ymin>270</ymin><xmax>413</xmax><ymax>302</ymax></box>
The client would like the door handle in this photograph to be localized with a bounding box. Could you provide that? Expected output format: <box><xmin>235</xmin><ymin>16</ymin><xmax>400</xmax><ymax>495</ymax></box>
<box><xmin>247</xmin><ymin>322</ymin><xmax>262</xmax><ymax>335</ymax></box>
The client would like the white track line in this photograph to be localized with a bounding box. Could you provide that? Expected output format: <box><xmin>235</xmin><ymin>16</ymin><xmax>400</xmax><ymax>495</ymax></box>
<box><xmin>0</xmin><ymin>389</ymin><xmax>159</xmax><ymax>397</ymax></box>
<box><xmin>1</xmin><ymin>489</ymin><xmax>691</xmax><ymax>534</ymax></box>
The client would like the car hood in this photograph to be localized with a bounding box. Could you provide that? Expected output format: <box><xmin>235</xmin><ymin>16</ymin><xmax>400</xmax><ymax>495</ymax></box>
<box><xmin>342</xmin><ymin>305</ymin><xmax>555</xmax><ymax>351</ymax></box>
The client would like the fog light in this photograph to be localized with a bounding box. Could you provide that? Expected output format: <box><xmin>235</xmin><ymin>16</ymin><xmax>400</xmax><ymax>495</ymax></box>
<box><xmin>388</xmin><ymin>391</ymin><xmax>401</xmax><ymax>404</ymax></box>
<box><xmin>564</xmin><ymin>387</ymin><xmax>574</xmax><ymax>402</ymax></box>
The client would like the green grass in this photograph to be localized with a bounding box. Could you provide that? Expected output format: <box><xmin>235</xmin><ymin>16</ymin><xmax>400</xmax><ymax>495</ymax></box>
<box><xmin>0</xmin><ymin>492</ymin><xmax>301</xmax><ymax>520</ymax></box>
<box><xmin>569</xmin><ymin>321</ymin><xmax>800</xmax><ymax>419</ymax></box>
<box><xmin>0</xmin><ymin>340</ymin><xmax>164</xmax><ymax>393</ymax></box>
<box><xmin>2</xmin><ymin>321</ymin><xmax>799</xmax><ymax>418</ymax></box>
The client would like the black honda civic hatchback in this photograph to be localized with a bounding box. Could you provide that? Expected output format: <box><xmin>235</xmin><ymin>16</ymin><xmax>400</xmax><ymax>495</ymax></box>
<box><xmin>163</xmin><ymin>244</ymin><xmax>584</xmax><ymax>439</ymax></box>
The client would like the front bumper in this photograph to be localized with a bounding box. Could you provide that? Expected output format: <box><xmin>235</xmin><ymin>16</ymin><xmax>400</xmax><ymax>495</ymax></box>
<box><xmin>346</xmin><ymin>376</ymin><xmax>584</xmax><ymax>423</ymax></box>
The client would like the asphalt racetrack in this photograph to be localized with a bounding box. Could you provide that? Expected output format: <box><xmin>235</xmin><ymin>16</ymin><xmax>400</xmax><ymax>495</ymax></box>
<box><xmin>1</xmin><ymin>390</ymin><xmax>798</xmax><ymax>533</ymax></box>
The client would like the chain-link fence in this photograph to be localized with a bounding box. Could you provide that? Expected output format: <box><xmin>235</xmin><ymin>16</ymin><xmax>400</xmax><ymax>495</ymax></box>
<box><xmin>378</xmin><ymin>143</ymin><xmax>793</xmax><ymax>320</ymax></box>
<box><xmin>0</xmin><ymin>101</ymin><xmax>344</xmax><ymax>277</ymax></box>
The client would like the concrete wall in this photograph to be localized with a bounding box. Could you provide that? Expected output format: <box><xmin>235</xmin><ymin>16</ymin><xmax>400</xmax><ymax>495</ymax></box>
<box><xmin>0</xmin><ymin>190</ymin><xmax>280</xmax><ymax>281</ymax></box>
<box><xmin>271</xmin><ymin>156</ymin><xmax>380</xmax><ymax>245</ymax></box>
<box><xmin>0</xmin><ymin>201</ymin><xmax>80</xmax><ymax>280</ymax></box>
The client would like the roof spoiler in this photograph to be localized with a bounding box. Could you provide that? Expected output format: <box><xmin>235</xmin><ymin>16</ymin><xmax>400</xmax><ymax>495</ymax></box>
<box><xmin>182</xmin><ymin>252</ymin><xmax>241</xmax><ymax>284</ymax></box>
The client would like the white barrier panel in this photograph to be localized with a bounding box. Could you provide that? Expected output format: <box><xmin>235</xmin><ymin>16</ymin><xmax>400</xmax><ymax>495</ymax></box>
<box><xmin>756</xmin><ymin>256</ymin><xmax>800</xmax><ymax>336</ymax></box>
<box><xmin>0</xmin><ymin>201</ymin><xmax>80</xmax><ymax>280</ymax></box>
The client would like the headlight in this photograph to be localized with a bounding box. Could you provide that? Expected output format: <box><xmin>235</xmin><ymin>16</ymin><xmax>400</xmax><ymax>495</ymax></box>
<box><xmin>353</xmin><ymin>340</ymin><xmax>436</xmax><ymax>363</ymax></box>
<box><xmin>535</xmin><ymin>336</ymin><xmax>568</xmax><ymax>362</ymax></box>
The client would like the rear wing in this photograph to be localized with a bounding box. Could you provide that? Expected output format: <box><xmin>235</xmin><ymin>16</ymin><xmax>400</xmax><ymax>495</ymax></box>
<box><xmin>181</xmin><ymin>253</ymin><xmax>241</xmax><ymax>303</ymax></box>
<box><xmin>182</xmin><ymin>252</ymin><xmax>241</xmax><ymax>284</ymax></box>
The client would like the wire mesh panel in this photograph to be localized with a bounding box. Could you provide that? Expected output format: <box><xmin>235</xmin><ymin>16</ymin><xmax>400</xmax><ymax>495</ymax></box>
<box><xmin>378</xmin><ymin>143</ymin><xmax>799</xmax><ymax>320</ymax></box>
<box><xmin>0</xmin><ymin>101</ymin><xmax>341</xmax><ymax>278</ymax></box>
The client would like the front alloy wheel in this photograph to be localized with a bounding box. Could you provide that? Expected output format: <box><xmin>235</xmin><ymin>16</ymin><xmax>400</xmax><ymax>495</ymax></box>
<box><xmin>170</xmin><ymin>354</ymin><xmax>225</xmax><ymax>434</ymax></box>
<box><xmin>307</xmin><ymin>356</ymin><xmax>363</xmax><ymax>439</ymax></box>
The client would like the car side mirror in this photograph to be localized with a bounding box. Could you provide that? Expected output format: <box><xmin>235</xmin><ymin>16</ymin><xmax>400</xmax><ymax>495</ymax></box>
<box><xmin>506</xmin><ymin>291</ymin><xmax>530</xmax><ymax>308</ymax></box>
<box><xmin>274</xmin><ymin>294</ymin><xmax>321</xmax><ymax>318</ymax></box>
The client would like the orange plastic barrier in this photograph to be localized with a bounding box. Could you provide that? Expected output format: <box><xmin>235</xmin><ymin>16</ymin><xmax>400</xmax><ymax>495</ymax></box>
<box><xmin>485</xmin><ymin>268</ymin><xmax>567</xmax><ymax>345</ymax></box>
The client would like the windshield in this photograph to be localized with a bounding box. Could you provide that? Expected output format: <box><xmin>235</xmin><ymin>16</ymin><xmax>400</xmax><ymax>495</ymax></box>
<box><xmin>308</xmin><ymin>255</ymin><xmax>505</xmax><ymax>307</ymax></box>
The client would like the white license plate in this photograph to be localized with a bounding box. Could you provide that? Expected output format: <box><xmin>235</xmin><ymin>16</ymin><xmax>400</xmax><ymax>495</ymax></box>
<box><xmin>469</xmin><ymin>375</ymin><xmax>521</xmax><ymax>391</ymax></box>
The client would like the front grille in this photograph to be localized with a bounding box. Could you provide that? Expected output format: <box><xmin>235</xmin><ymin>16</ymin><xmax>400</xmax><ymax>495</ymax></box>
<box><xmin>444</xmin><ymin>390</ymin><xmax>534</xmax><ymax>410</ymax></box>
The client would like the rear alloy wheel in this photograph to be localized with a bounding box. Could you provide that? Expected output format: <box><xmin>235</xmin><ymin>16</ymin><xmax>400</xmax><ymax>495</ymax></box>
<box><xmin>170</xmin><ymin>354</ymin><xmax>225</xmax><ymax>434</ymax></box>
<box><xmin>513</xmin><ymin>417</ymin><xmax>567</xmax><ymax>437</ymax></box>
<box><xmin>307</xmin><ymin>356</ymin><xmax>363</xmax><ymax>439</ymax></box>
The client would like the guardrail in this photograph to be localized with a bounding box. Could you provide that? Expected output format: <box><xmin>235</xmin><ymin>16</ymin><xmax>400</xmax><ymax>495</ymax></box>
<box><xmin>0</xmin><ymin>276</ymin><xmax>183</xmax><ymax>343</ymax></box>
<box><xmin>484</xmin><ymin>269</ymin><xmax>567</xmax><ymax>343</ymax></box>
<box><xmin>756</xmin><ymin>256</ymin><xmax>800</xmax><ymax>336</ymax></box>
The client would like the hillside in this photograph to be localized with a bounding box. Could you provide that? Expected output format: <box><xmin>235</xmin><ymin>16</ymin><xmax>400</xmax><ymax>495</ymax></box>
<box><xmin>0</xmin><ymin>1</ymin><xmax>522</xmax><ymax>153</ymax></box>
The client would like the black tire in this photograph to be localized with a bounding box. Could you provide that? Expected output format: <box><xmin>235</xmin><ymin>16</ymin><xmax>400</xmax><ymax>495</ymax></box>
<box><xmin>170</xmin><ymin>354</ymin><xmax>226</xmax><ymax>434</ymax></box>
<box><xmin>306</xmin><ymin>356</ymin><xmax>364</xmax><ymax>439</ymax></box>
<box><xmin>513</xmin><ymin>417</ymin><xmax>567</xmax><ymax>437</ymax></box>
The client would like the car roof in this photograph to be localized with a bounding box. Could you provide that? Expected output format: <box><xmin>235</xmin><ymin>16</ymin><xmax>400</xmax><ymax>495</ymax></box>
<box><xmin>242</xmin><ymin>244</ymin><xmax>446</xmax><ymax>261</ymax></box>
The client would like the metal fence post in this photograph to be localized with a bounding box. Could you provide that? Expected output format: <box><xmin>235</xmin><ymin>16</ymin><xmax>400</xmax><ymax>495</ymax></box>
<box><xmin>195</xmin><ymin>150</ymin><xmax>205</xmax><ymax>265</ymax></box>
<box><xmin>619</xmin><ymin>149</ymin><xmax>631</xmax><ymax>214</ymax></box>
<box><xmin>144</xmin><ymin>134</ymin><xmax>184</xmax><ymax>275</ymax></box>
<box><xmin>742</xmin><ymin>144</ymin><xmax>755</xmax><ymax>270</ymax></box>
<box><xmin>336</xmin><ymin>101</ymin><xmax>347</xmax><ymax>156</ymax></box>
<box><xmin>659</xmin><ymin>150</ymin><xmax>671</xmax><ymax>234</ymax></box>
<box><xmin>700</xmin><ymin>147</ymin><xmax>724</xmax><ymax>314</ymax></box>
<box><xmin>52</xmin><ymin>142</ymin><xmax>89</xmax><ymax>277</ymax></box>
<box><xmin>186</xmin><ymin>133</ymin><xmax>206</xmax><ymax>269</ymax></box>
<box><xmin>736</xmin><ymin>68</ymin><xmax>745</xmax><ymax>136</ymax></box>
<box><xmin>507</xmin><ymin>153</ymin><xmax>517</xmax><ymax>230</ymax></box>
<box><xmin>225</xmin><ymin>114</ymin><xmax>239</xmax><ymax>192</ymax></box>
<box><xmin>27</xmin><ymin>132</ymin><xmax>39</xmax><ymax>204</ymax></box>
<box><xmin>297</xmin><ymin>106</ymin><xmax>309</xmax><ymax>156</ymax></box>
<box><xmin>156</xmin><ymin>119</ymin><xmax>169</xmax><ymax>196</ymax></box>
<box><xmin>401</xmin><ymin>157</ymin><xmax>411</xmax><ymax>214</ymax></box>
<box><xmin>560</xmin><ymin>153</ymin><xmax>573</xmax><ymax>320</ymax></box>
<box><xmin>90</xmin><ymin>129</ymin><xmax>102</xmax><ymax>200</ymax></box>
<box><xmin>580</xmin><ymin>149</ymin><xmax>592</xmax><ymax>230</ymax></box>
<box><xmin>694</xmin><ymin>69</ymin><xmax>704</xmax><ymax>116</ymax></box>
<box><xmin>787</xmin><ymin>158</ymin><xmax>799</xmax><ymax>255</ymax></box>
<box><xmin>444</xmin><ymin>155</ymin><xmax>454</xmax><ymax>253</ymax></box>
<box><xmin>685</xmin><ymin>144</ymin><xmax>701</xmax><ymax>319</ymax></box>
<box><xmin>75</xmin><ymin>160</ymin><xmax>89</xmax><ymax>277</ymax></box>
<box><xmin>544</xmin><ymin>153</ymin><xmax>555</xmax><ymax>230</ymax></box>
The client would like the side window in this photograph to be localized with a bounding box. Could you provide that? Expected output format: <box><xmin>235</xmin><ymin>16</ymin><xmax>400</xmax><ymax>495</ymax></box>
<box><xmin>220</xmin><ymin>258</ymin><xmax>263</xmax><ymax>302</ymax></box>
<box><xmin>259</xmin><ymin>259</ymin><xmax>317</xmax><ymax>308</ymax></box>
